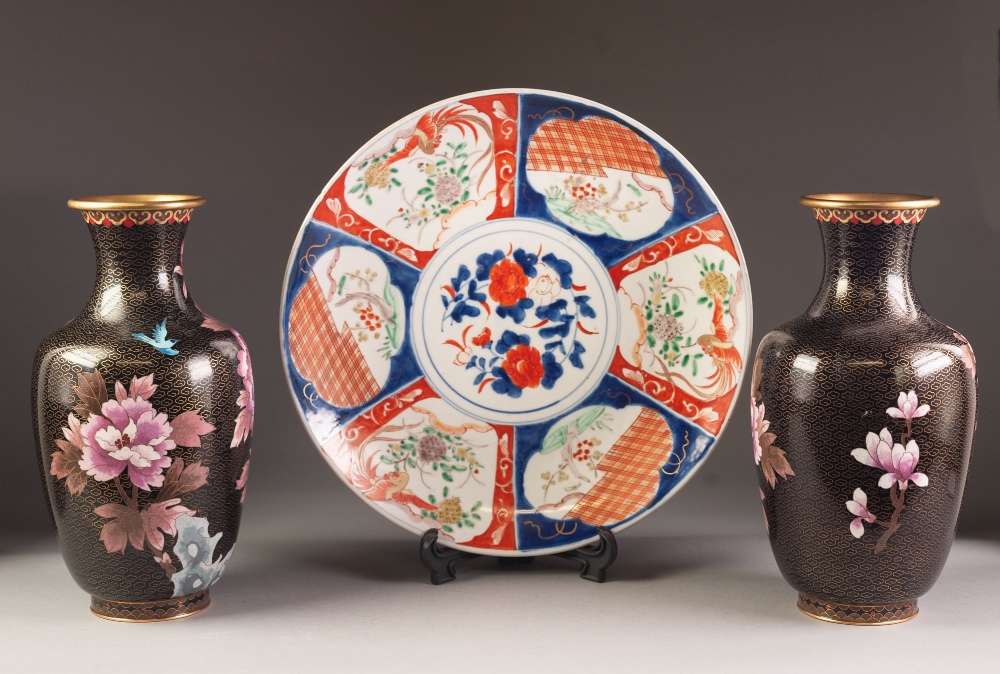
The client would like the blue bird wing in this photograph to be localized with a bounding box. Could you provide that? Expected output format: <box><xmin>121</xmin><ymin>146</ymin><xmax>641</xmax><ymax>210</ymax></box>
<box><xmin>132</xmin><ymin>333</ymin><xmax>153</xmax><ymax>345</ymax></box>
<box><xmin>159</xmin><ymin>346</ymin><xmax>180</xmax><ymax>356</ymax></box>
<box><xmin>151</xmin><ymin>319</ymin><xmax>168</xmax><ymax>343</ymax></box>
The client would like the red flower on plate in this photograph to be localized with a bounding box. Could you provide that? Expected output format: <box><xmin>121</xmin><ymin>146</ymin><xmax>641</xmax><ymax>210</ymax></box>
<box><xmin>489</xmin><ymin>258</ymin><xmax>529</xmax><ymax>307</ymax></box>
<box><xmin>471</xmin><ymin>327</ymin><xmax>492</xmax><ymax>347</ymax></box>
<box><xmin>502</xmin><ymin>344</ymin><xmax>544</xmax><ymax>390</ymax></box>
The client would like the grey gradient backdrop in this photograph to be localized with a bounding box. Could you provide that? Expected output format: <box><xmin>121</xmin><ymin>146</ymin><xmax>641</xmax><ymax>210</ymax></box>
<box><xmin>2</xmin><ymin>0</ymin><xmax>998</xmax><ymax>550</ymax></box>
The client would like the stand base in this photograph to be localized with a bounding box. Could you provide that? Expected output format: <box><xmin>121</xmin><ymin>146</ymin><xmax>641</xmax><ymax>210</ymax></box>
<box><xmin>797</xmin><ymin>594</ymin><xmax>918</xmax><ymax>625</ymax></box>
<box><xmin>90</xmin><ymin>590</ymin><xmax>211</xmax><ymax>622</ymax></box>
<box><xmin>420</xmin><ymin>527</ymin><xmax>618</xmax><ymax>585</ymax></box>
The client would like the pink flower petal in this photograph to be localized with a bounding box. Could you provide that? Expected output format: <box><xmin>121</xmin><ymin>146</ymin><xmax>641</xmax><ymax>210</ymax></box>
<box><xmin>891</xmin><ymin>442</ymin><xmax>905</xmax><ymax>471</ymax></box>
<box><xmin>886</xmin><ymin>407</ymin><xmax>904</xmax><ymax>418</ymax></box>
<box><xmin>846</xmin><ymin>500</ymin><xmax>868</xmax><ymax>517</ymax></box>
<box><xmin>851</xmin><ymin>448</ymin><xmax>878</xmax><ymax>467</ymax></box>
<box><xmin>905</xmin><ymin>439</ymin><xmax>920</xmax><ymax>463</ymax></box>
<box><xmin>913</xmin><ymin>404</ymin><xmax>930</xmax><ymax>418</ymax></box>
<box><xmin>866</xmin><ymin>431</ymin><xmax>881</xmax><ymax>452</ymax></box>
<box><xmin>911</xmin><ymin>472</ymin><xmax>929</xmax><ymax>487</ymax></box>
<box><xmin>897</xmin><ymin>452</ymin><xmax>915</xmax><ymax>478</ymax></box>
<box><xmin>100</xmin><ymin>399</ymin><xmax>129</xmax><ymax>430</ymax></box>
<box><xmin>119</xmin><ymin>396</ymin><xmax>153</xmax><ymax>422</ymax></box>
<box><xmin>877</xmin><ymin>438</ymin><xmax>894</xmax><ymax>471</ymax></box>
<box><xmin>128</xmin><ymin>455</ymin><xmax>172</xmax><ymax>490</ymax></box>
<box><xmin>850</xmin><ymin>518</ymin><xmax>865</xmax><ymax>538</ymax></box>
<box><xmin>878</xmin><ymin>473</ymin><xmax>896</xmax><ymax>489</ymax></box>
<box><xmin>852</xmin><ymin>488</ymin><xmax>867</xmax><ymax>506</ymax></box>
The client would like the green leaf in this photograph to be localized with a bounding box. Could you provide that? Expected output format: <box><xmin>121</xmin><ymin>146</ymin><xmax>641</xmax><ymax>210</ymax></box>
<box><xmin>719</xmin><ymin>260</ymin><xmax>725</xmax><ymax>271</ymax></box>
<box><xmin>442</xmin><ymin>473</ymin><xmax>453</xmax><ymax>482</ymax></box>
<box><xmin>697</xmin><ymin>297</ymin><xmax>709</xmax><ymax>304</ymax></box>
<box><xmin>348</xmin><ymin>183</ymin><xmax>363</xmax><ymax>194</ymax></box>
<box><xmin>646</xmin><ymin>335</ymin><xmax>656</xmax><ymax>347</ymax></box>
<box><xmin>443</xmin><ymin>486</ymin><xmax>449</xmax><ymax>497</ymax></box>
<box><xmin>672</xmin><ymin>294</ymin><xmax>679</xmax><ymax>311</ymax></box>
<box><xmin>428</xmin><ymin>494</ymin><xmax>436</xmax><ymax>504</ymax></box>
<box><xmin>442</xmin><ymin>525</ymin><xmax>453</xmax><ymax>533</ymax></box>
<box><xmin>574</xmin><ymin>406</ymin><xmax>606</xmax><ymax>434</ymax></box>
<box><xmin>682</xmin><ymin>354</ymin><xmax>689</xmax><ymax>366</ymax></box>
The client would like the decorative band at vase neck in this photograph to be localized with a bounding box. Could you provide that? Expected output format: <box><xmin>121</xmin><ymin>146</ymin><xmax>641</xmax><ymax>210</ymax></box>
<box><xmin>803</xmin><ymin>193</ymin><xmax>938</xmax><ymax>320</ymax></box>
<box><xmin>69</xmin><ymin>195</ymin><xmax>201</xmax><ymax>322</ymax></box>
<box><xmin>67</xmin><ymin>194</ymin><xmax>205</xmax><ymax>227</ymax></box>
<box><xmin>800</xmin><ymin>193</ymin><xmax>939</xmax><ymax>226</ymax></box>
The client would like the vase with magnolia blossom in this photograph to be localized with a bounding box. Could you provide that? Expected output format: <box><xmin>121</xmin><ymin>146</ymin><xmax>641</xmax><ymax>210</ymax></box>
<box><xmin>31</xmin><ymin>195</ymin><xmax>254</xmax><ymax>621</ymax></box>
<box><xmin>751</xmin><ymin>193</ymin><xmax>977</xmax><ymax>625</ymax></box>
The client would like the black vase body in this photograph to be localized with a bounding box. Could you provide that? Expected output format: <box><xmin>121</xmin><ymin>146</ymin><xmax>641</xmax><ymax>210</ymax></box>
<box><xmin>752</xmin><ymin>194</ymin><xmax>976</xmax><ymax>625</ymax></box>
<box><xmin>32</xmin><ymin>195</ymin><xmax>254</xmax><ymax>621</ymax></box>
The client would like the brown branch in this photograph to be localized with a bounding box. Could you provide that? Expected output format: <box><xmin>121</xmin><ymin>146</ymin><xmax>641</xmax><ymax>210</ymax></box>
<box><xmin>874</xmin><ymin>483</ymin><xmax>906</xmax><ymax>554</ymax></box>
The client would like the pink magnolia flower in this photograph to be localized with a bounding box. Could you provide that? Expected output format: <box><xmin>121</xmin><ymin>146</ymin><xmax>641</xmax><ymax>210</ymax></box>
<box><xmin>851</xmin><ymin>428</ymin><xmax>928</xmax><ymax>491</ymax></box>
<box><xmin>750</xmin><ymin>400</ymin><xmax>768</xmax><ymax>465</ymax></box>
<box><xmin>880</xmin><ymin>439</ymin><xmax>928</xmax><ymax>490</ymax></box>
<box><xmin>886</xmin><ymin>390</ymin><xmax>929</xmax><ymax>420</ymax></box>
<box><xmin>846</xmin><ymin>488</ymin><xmax>877</xmax><ymax>538</ymax></box>
<box><xmin>79</xmin><ymin>397</ymin><xmax>175</xmax><ymax>490</ymax></box>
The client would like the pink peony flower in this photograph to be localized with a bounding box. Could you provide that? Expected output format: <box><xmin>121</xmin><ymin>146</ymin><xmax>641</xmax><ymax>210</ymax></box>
<box><xmin>886</xmin><ymin>390</ymin><xmax>929</xmax><ymax>420</ymax></box>
<box><xmin>846</xmin><ymin>488</ymin><xmax>877</xmax><ymax>538</ymax></box>
<box><xmin>851</xmin><ymin>428</ymin><xmax>928</xmax><ymax>491</ymax></box>
<box><xmin>750</xmin><ymin>400</ymin><xmax>768</xmax><ymax>465</ymax></box>
<box><xmin>79</xmin><ymin>397</ymin><xmax>175</xmax><ymax>490</ymax></box>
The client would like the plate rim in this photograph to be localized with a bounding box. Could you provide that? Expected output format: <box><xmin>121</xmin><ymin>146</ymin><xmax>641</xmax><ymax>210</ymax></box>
<box><xmin>279</xmin><ymin>87</ymin><xmax>754</xmax><ymax>556</ymax></box>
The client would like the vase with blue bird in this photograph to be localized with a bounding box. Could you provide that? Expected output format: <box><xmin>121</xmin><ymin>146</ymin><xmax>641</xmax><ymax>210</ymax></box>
<box><xmin>31</xmin><ymin>195</ymin><xmax>254</xmax><ymax>621</ymax></box>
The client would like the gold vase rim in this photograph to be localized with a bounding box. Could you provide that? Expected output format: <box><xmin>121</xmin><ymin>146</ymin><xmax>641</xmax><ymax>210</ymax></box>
<box><xmin>799</xmin><ymin>193</ymin><xmax>940</xmax><ymax>210</ymax></box>
<box><xmin>67</xmin><ymin>194</ymin><xmax>206</xmax><ymax>211</ymax></box>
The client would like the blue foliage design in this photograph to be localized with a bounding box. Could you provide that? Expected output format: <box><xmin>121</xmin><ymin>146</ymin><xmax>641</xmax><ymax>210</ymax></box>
<box><xmin>442</xmin><ymin>246</ymin><xmax>595</xmax><ymax>400</ymax></box>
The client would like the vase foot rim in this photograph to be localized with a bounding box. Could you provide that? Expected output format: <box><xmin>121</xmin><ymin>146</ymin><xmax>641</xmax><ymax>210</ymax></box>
<box><xmin>796</xmin><ymin>594</ymin><xmax>918</xmax><ymax>625</ymax></box>
<box><xmin>90</xmin><ymin>590</ymin><xmax>210</xmax><ymax>622</ymax></box>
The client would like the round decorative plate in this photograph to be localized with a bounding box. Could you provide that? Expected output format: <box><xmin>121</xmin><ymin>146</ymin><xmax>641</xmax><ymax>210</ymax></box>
<box><xmin>281</xmin><ymin>89</ymin><xmax>752</xmax><ymax>555</ymax></box>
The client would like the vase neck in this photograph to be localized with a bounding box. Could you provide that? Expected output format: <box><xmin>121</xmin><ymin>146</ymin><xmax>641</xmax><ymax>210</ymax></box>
<box><xmin>83</xmin><ymin>220</ymin><xmax>199</xmax><ymax>324</ymax></box>
<box><xmin>808</xmin><ymin>219</ymin><xmax>921</xmax><ymax>320</ymax></box>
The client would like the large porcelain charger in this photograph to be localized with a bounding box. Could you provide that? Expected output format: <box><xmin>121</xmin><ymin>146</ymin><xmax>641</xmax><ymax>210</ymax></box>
<box><xmin>281</xmin><ymin>90</ymin><xmax>752</xmax><ymax>555</ymax></box>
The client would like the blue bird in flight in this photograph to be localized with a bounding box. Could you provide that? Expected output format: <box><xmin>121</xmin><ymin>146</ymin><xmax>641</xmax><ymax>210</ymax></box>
<box><xmin>133</xmin><ymin>319</ymin><xmax>179</xmax><ymax>356</ymax></box>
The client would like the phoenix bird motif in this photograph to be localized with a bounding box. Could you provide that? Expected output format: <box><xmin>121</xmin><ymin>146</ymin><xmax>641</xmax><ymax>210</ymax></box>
<box><xmin>132</xmin><ymin>319</ymin><xmax>179</xmax><ymax>356</ymax></box>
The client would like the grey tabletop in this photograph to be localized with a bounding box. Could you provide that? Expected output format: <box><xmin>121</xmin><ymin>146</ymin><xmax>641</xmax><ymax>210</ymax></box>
<box><xmin>2</xmin><ymin>485</ymin><xmax>997</xmax><ymax>673</ymax></box>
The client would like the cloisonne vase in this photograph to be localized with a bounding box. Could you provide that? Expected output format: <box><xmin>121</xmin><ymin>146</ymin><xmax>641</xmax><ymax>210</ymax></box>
<box><xmin>31</xmin><ymin>195</ymin><xmax>254</xmax><ymax>621</ymax></box>
<box><xmin>751</xmin><ymin>193</ymin><xmax>977</xmax><ymax>625</ymax></box>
